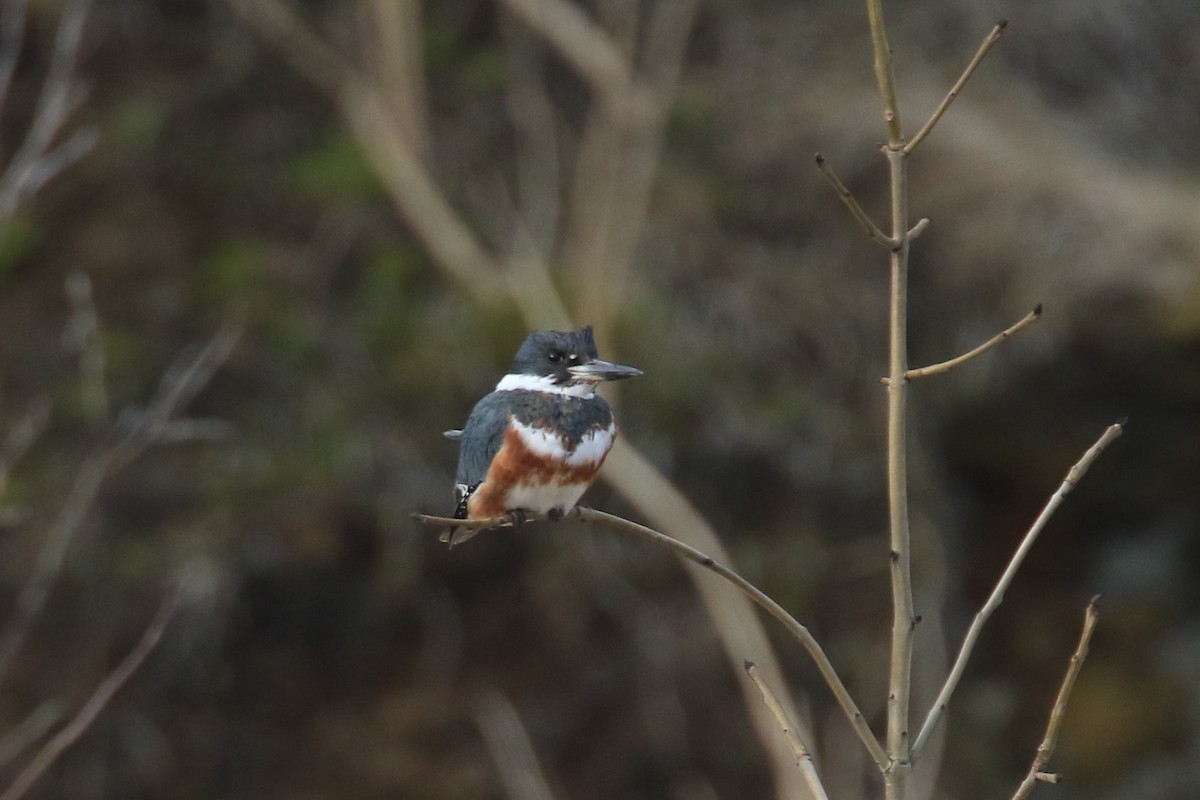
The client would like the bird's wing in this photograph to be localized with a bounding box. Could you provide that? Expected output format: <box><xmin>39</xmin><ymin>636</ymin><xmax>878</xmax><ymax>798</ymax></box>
<box><xmin>454</xmin><ymin>392</ymin><xmax>512</xmax><ymax>489</ymax></box>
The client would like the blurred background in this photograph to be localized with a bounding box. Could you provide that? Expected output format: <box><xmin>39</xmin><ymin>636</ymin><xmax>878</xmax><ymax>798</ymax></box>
<box><xmin>0</xmin><ymin>0</ymin><xmax>1197</xmax><ymax>798</ymax></box>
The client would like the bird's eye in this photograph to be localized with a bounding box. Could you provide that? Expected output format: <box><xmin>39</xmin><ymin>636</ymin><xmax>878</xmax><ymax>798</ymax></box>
<box><xmin>547</xmin><ymin>351</ymin><xmax>562</xmax><ymax>363</ymax></box>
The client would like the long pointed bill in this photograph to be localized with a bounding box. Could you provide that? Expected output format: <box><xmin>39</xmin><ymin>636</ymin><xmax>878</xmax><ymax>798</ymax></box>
<box><xmin>568</xmin><ymin>360</ymin><xmax>642</xmax><ymax>382</ymax></box>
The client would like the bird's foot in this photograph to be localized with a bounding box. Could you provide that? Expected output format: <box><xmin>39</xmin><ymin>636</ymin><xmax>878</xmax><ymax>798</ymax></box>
<box><xmin>505</xmin><ymin>509</ymin><xmax>532</xmax><ymax>526</ymax></box>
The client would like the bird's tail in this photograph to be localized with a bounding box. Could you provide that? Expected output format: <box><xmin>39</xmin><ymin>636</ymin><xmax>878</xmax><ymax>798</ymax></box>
<box><xmin>440</xmin><ymin>483</ymin><xmax>477</xmax><ymax>547</ymax></box>
<box><xmin>439</xmin><ymin>525</ymin><xmax>481</xmax><ymax>547</ymax></box>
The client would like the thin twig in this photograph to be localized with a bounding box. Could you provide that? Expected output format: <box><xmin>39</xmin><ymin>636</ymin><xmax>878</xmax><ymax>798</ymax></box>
<box><xmin>123</xmin><ymin>312</ymin><xmax>243</xmax><ymax>456</ymax></box>
<box><xmin>413</xmin><ymin>506</ymin><xmax>890</xmax><ymax>770</ymax></box>
<box><xmin>866</xmin><ymin>0</ymin><xmax>903</xmax><ymax>145</ymax></box>
<box><xmin>497</xmin><ymin>0</ymin><xmax>634</xmax><ymax>113</ymax></box>
<box><xmin>911</xmin><ymin>421</ymin><xmax>1124</xmax><ymax>761</ymax></box>
<box><xmin>814</xmin><ymin>153</ymin><xmax>894</xmax><ymax>248</ymax></box>
<box><xmin>907</xmin><ymin>217</ymin><xmax>930</xmax><ymax>242</ymax></box>
<box><xmin>0</xmin><ymin>452</ymin><xmax>107</xmax><ymax>689</ymax></box>
<box><xmin>0</xmin><ymin>0</ymin><xmax>28</xmax><ymax>124</ymax></box>
<box><xmin>744</xmin><ymin>661</ymin><xmax>830</xmax><ymax>800</ymax></box>
<box><xmin>0</xmin><ymin>0</ymin><xmax>94</xmax><ymax>225</ymax></box>
<box><xmin>1011</xmin><ymin>596</ymin><xmax>1100</xmax><ymax>800</ymax></box>
<box><xmin>905</xmin><ymin>21</ymin><xmax>1008</xmax><ymax>155</ymax></box>
<box><xmin>499</xmin><ymin>16</ymin><xmax>562</xmax><ymax>257</ymax></box>
<box><xmin>0</xmin><ymin>588</ymin><xmax>180</xmax><ymax>800</ymax></box>
<box><xmin>225</xmin><ymin>0</ymin><xmax>343</xmax><ymax>93</ymax></box>
<box><xmin>475</xmin><ymin>690</ymin><xmax>558</xmax><ymax>800</ymax></box>
<box><xmin>0</xmin><ymin>400</ymin><xmax>51</xmax><ymax>501</ymax></box>
<box><xmin>0</xmin><ymin>701</ymin><xmax>63</xmax><ymax>773</ymax></box>
<box><xmin>893</xmin><ymin>304</ymin><xmax>1042</xmax><ymax>383</ymax></box>
<box><xmin>64</xmin><ymin>271</ymin><xmax>108</xmax><ymax>423</ymax></box>
<box><xmin>366</xmin><ymin>0</ymin><xmax>429</xmax><ymax>155</ymax></box>
<box><xmin>0</xmin><ymin>319</ymin><xmax>240</xmax><ymax>689</ymax></box>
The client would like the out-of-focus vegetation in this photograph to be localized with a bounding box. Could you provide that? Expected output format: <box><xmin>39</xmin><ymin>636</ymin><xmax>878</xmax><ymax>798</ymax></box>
<box><xmin>0</xmin><ymin>1</ymin><xmax>1198</xmax><ymax>798</ymax></box>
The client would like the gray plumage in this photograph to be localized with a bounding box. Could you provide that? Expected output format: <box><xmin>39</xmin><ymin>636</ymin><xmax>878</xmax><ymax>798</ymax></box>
<box><xmin>453</xmin><ymin>390</ymin><xmax>614</xmax><ymax>492</ymax></box>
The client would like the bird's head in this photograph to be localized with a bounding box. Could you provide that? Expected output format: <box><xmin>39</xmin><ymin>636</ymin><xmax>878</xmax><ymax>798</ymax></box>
<box><xmin>510</xmin><ymin>326</ymin><xmax>642</xmax><ymax>387</ymax></box>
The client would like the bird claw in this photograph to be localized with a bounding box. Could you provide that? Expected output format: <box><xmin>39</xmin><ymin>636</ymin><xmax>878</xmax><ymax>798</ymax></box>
<box><xmin>505</xmin><ymin>509</ymin><xmax>532</xmax><ymax>526</ymax></box>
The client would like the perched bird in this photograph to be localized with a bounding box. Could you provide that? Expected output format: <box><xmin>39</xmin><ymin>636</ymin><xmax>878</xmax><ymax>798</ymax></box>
<box><xmin>441</xmin><ymin>327</ymin><xmax>641</xmax><ymax>545</ymax></box>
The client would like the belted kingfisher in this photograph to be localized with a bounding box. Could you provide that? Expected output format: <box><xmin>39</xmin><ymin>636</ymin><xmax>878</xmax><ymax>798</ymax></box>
<box><xmin>441</xmin><ymin>326</ymin><xmax>641</xmax><ymax>545</ymax></box>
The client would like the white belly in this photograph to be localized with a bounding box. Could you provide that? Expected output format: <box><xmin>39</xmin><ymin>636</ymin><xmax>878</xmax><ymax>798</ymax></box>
<box><xmin>503</xmin><ymin>480</ymin><xmax>591</xmax><ymax>515</ymax></box>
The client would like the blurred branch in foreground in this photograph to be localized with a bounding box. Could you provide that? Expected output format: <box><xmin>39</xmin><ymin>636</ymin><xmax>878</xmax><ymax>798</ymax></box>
<box><xmin>0</xmin><ymin>0</ymin><xmax>98</xmax><ymax>230</ymax></box>
<box><xmin>0</xmin><ymin>584</ymin><xmax>182</xmax><ymax>800</ymax></box>
<box><xmin>0</xmin><ymin>309</ymin><xmax>242</xmax><ymax>691</ymax></box>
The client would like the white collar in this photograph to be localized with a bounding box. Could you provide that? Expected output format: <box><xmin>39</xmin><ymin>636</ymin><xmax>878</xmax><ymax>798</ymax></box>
<box><xmin>494</xmin><ymin>372</ymin><xmax>596</xmax><ymax>398</ymax></box>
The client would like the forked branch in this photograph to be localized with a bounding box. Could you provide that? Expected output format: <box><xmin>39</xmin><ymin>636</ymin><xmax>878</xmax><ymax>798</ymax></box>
<box><xmin>910</xmin><ymin>420</ymin><xmax>1124</xmax><ymax>761</ymax></box>
<box><xmin>1010</xmin><ymin>597</ymin><xmax>1100</xmax><ymax>800</ymax></box>
<box><xmin>413</xmin><ymin>506</ymin><xmax>890</xmax><ymax>770</ymax></box>
<box><xmin>905</xmin><ymin>20</ymin><xmax>1008</xmax><ymax>155</ymax></box>
<box><xmin>497</xmin><ymin>0</ymin><xmax>635</xmax><ymax>113</ymax></box>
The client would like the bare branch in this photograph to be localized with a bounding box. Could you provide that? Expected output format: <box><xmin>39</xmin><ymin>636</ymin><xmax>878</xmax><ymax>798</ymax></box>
<box><xmin>231</xmin><ymin>0</ymin><xmax>507</xmax><ymax>303</ymax></box>
<box><xmin>866</xmin><ymin>2</ymin><xmax>915</xmax><ymax>790</ymax></box>
<box><xmin>497</xmin><ymin>0</ymin><xmax>634</xmax><ymax>113</ymax></box>
<box><xmin>0</xmin><ymin>0</ymin><xmax>28</xmax><ymax>116</ymax></box>
<box><xmin>814</xmin><ymin>153</ymin><xmax>894</xmax><ymax>248</ymax></box>
<box><xmin>345</xmin><ymin>84</ymin><xmax>508</xmax><ymax>301</ymax></box>
<box><xmin>907</xmin><ymin>217</ymin><xmax>930</xmax><ymax>241</ymax></box>
<box><xmin>561</xmin><ymin>0</ymin><xmax>697</xmax><ymax>341</ymax></box>
<box><xmin>0</xmin><ymin>701</ymin><xmax>63</xmax><ymax>773</ymax></box>
<box><xmin>0</xmin><ymin>0</ymin><xmax>95</xmax><ymax>227</ymax></box>
<box><xmin>866</xmin><ymin>0</ymin><xmax>903</xmax><ymax>145</ymax></box>
<box><xmin>593</xmin><ymin>443</ymin><xmax>819</xmax><ymax>800</ymax></box>
<box><xmin>475</xmin><ymin>690</ymin><xmax>558</xmax><ymax>800</ymax></box>
<box><xmin>898</xmin><ymin>304</ymin><xmax>1043</xmax><ymax>382</ymax></box>
<box><xmin>225</xmin><ymin>0</ymin><xmax>344</xmax><ymax>93</ymax></box>
<box><xmin>0</xmin><ymin>452</ymin><xmax>106</xmax><ymax>689</ymax></box>
<box><xmin>0</xmin><ymin>400</ymin><xmax>51</xmax><ymax>501</ymax></box>
<box><xmin>0</xmin><ymin>318</ymin><xmax>240</xmax><ymax>689</ymax></box>
<box><xmin>366</xmin><ymin>0</ymin><xmax>429</xmax><ymax>154</ymax></box>
<box><xmin>0</xmin><ymin>588</ymin><xmax>180</xmax><ymax>800</ymax></box>
<box><xmin>63</xmin><ymin>271</ymin><xmax>108</xmax><ymax>423</ymax></box>
<box><xmin>905</xmin><ymin>20</ymin><xmax>1008</xmax><ymax>155</ymax></box>
<box><xmin>1011</xmin><ymin>597</ymin><xmax>1100</xmax><ymax>800</ymax></box>
<box><xmin>138</xmin><ymin>314</ymin><xmax>242</xmax><ymax>433</ymax></box>
<box><xmin>911</xmin><ymin>422</ymin><xmax>1124</xmax><ymax>761</ymax></box>
<box><xmin>499</xmin><ymin>16</ymin><xmax>561</xmax><ymax>257</ymax></box>
<box><xmin>745</xmin><ymin>661</ymin><xmax>830</xmax><ymax>800</ymax></box>
<box><xmin>414</xmin><ymin>506</ymin><xmax>890</xmax><ymax>771</ymax></box>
